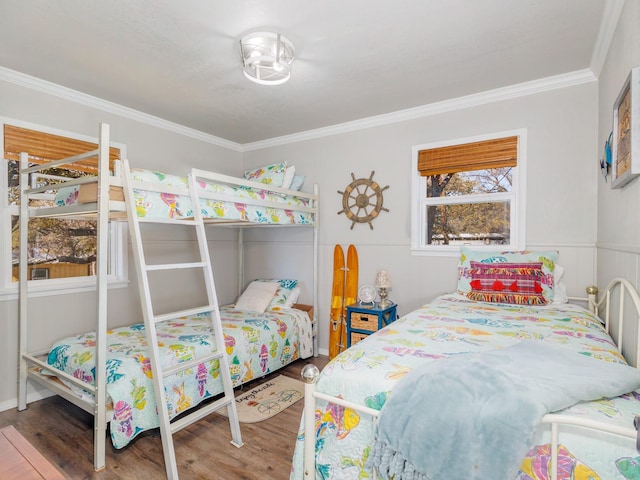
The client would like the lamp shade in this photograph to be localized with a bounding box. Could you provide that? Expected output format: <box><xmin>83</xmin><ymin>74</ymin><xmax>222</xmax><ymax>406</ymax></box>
<box><xmin>375</xmin><ymin>270</ymin><xmax>391</xmax><ymax>289</ymax></box>
<box><xmin>239</xmin><ymin>32</ymin><xmax>295</xmax><ymax>85</ymax></box>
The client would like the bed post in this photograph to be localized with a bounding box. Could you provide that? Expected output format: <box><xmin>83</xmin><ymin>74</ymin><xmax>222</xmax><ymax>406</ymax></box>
<box><xmin>238</xmin><ymin>228</ymin><xmax>244</xmax><ymax>297</ymax></box>
<box><xmin>301</xmin><ymin>364</ymin><xmax>320</xmax><ymax>479</ymax></box>
<box><xmin>17</xmin><ymin>152</ymin><xmax>29</xmax><ymax>411</ymax></box>
<box><xmin>586</xmin><ymin>285</ymin><xmax>598</xmax><ymax>314</ymax></box>
<box><xmin>313</xmin><ymin>183</ymin><xmax>319</xmax><ymax>357</ymax></box>
<box><xmin>93</xmin><ymin>122</ymin><xmax>110</xmax><ymax>471</ymax></box>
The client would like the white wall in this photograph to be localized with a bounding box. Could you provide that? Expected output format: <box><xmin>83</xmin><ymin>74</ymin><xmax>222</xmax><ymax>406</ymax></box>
<box><xmin>595</xmin><ymin>0</ymin><xmax>640</xmax><ymax>360</ymax></box>
<box><xmin>0</xmin><ymin>78</ymin><xmax>244</xmax><ymax>408</ymax></box>
<box><xmin>597</xmin><ymin>1</ymin><xmax>640</xmax><ymax>362</ymax></box>
<box><xmin>244</xmin><ymin>81</ymin><xmax>599</xmax><ymax>354</ymax></box>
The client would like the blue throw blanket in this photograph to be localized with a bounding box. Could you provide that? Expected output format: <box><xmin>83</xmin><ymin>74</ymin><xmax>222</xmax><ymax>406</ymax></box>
<box><xmin>368</xmin><ymin>340</ymin><xmax>640</xmax><ymax>480</ymax></box>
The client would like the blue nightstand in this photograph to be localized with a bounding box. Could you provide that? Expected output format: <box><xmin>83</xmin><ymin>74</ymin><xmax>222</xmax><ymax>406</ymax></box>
<box><xmin>346</xmin><ymin>302</ymin><xmax>398</xmax><ymax>347</ymax></box>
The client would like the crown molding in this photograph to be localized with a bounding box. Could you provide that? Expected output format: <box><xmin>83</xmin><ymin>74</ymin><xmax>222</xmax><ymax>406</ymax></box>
<box><xmin>590</xmin><ymin>0</ymin><xmax>626</xmax><ymax>78</ymax></box>
<box><xmin>0</xmin><ymin>66</ymin><xmax>243</xmax><ymax>152</ymax></box>
<box><xmin>0</xmin><ymin>64</ymin><xmax>596</xmax><ymax>154</ymax></box>
<box><xmin>242</xmin><ymin>69</ymin><xmax>597</xmax><ymax>151</ymax></box>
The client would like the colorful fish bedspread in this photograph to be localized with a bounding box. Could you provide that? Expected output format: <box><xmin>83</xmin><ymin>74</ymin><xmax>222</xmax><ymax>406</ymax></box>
<box><xmin>54</xmin><ymin>168</ymin><xmax>314</xmax><ymax>224</ymax></box>
<box><xmin>290</xmin><ymin>294</ymin><xmax>640</xmax><ymax>480</ymax></box>
<box><xmin>45</xmin><ymin>306</ymin><xmax>313</xmax><ymax>449</ymax></box>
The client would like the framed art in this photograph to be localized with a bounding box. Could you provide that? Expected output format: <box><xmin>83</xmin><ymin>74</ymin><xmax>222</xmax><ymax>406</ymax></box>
<box><xmin>612</xmin><ymin>66</ymin><xmax>640</xmax><ymax>189</ymax></box>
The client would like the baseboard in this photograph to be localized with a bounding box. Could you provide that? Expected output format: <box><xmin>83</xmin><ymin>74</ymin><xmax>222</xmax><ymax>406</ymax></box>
<box><xmin>0</xmin><ymin>390</ymin><xmax>56</xmax><ymax>413</ymax></box>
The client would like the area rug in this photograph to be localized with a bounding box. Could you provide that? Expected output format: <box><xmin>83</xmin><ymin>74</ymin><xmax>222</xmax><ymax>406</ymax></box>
<box><xmin>220</xmin><ymin>375</ymin><xmax>304</xmax><ymax>423</ymax></box>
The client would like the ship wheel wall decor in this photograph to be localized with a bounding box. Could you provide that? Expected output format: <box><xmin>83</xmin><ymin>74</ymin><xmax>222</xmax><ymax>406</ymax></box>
<box><xmin>337</xmin><ymin>171</ymin><xmax>389</xmax><ymax>229</ymax></box>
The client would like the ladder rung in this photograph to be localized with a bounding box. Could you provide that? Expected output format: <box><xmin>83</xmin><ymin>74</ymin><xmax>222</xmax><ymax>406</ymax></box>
<box><xmin>162</xmin><ymin>351</ymin><xmax>223</xmax><ymax>378</ymax></box>
<box><xmin>146</xmin><ymin>261</ymin><xmax>207</xmax><ymax>272</ymax></box>
<box><xmin>170</xmin><ymin>395</ymin><xmax>234</xmax><ymax>433</ymax></box>
<box><xmin>154</xmin><ymin>305</ymin><xmax>216</xmax><ymax>323</ymax></box>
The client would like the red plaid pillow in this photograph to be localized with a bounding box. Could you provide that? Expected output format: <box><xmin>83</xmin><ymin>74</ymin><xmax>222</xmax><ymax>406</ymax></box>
<box><xmin>466</xmin><ymin>261</ymin><xmax>547</xmax><ymax>305</ymax></box>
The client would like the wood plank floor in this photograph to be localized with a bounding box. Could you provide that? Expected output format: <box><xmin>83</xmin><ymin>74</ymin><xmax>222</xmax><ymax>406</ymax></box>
<box><xmin>0</xmin><ymin>356</ymin><xmax>329</xmax><ymax>480</ymax></box>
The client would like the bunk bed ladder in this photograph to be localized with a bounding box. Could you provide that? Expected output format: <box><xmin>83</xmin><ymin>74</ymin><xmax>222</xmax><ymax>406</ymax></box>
<box><xmin>121</xmin><ymin>160</ymin><xmax>242</xmax><ymax>480</ymax></box>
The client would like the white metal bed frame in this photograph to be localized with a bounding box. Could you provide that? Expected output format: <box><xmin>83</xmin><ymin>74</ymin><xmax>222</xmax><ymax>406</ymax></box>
<box><xmin>301</xmin><ymin>278</ymin><xmax>640</xmax><ymax>480</ymax></box>
<box><xmin>16</xmin><ymin>122</ymin><xmax>319</xmax><ymax>478</ymax></box>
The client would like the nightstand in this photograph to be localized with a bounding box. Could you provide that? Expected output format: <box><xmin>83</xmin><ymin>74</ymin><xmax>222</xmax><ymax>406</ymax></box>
<box><xmin>346</xmin><ymin>302</ymin><xmax>398</xmax><ymax>347</ymax></box>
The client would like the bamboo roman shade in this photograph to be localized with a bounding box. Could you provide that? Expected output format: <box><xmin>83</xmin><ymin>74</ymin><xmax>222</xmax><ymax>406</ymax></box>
<box><xmin>4</xmin><ymin>124</ymin><xmax>120</xmax><ymax>173</ymax></box>
<box><xmin>417</xmin><ymin>136</ymin><xmax>518</xmax><ymax>176</ymax></box>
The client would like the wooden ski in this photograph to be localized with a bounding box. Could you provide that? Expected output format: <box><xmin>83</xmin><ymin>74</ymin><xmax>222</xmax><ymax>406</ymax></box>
<box><xmin>329</xmin><ymin>245</ymin><xmax>345</xmax><ymax>359</ymax></box>
<box><xmin>343</xmin><ymin>245</ymin><xmax>359</xmax><ymax>353</ymax></box>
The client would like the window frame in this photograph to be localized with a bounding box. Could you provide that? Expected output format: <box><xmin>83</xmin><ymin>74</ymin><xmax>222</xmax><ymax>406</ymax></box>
<box><xmin>411</xmin><ymin>128</ymin><xmax>527</xmax><ymax>256</ymax></box>
<box><xmin>0</xmin><ymin>117</ymin><xmax>129</xmax><ymax>300</ymax></box>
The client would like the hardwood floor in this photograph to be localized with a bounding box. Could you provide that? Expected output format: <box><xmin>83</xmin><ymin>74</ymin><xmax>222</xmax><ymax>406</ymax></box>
<box><xmin>0</xmin><ymin>356</ymin><xmax>329</xmax><ymax>480</ymax></box>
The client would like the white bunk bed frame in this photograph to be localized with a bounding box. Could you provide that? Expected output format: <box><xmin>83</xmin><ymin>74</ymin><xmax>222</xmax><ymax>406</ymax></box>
<box><xmin>17</xmin><ymin>122</ymin><xmax>319</xmax><ymax>479</ymax></box>
<box><xmin>301</xmin><ymin>278</ymin><xmax>640</xmax><ymax>480</ymax></box>
<box><xmin>18</xmin><ymin>123</ymin><xmax>117</xmax><ymax>472</ymax></box>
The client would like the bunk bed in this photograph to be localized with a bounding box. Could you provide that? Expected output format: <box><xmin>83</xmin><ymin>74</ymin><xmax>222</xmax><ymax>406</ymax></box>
<box><xmin>17</xmin><ymin>123</ymin><xmax>319</xmax><ymax>479</ymax></box>
<box><xmin>292</xmin><ymin>255</ymin><xmax>640</xmax><ymax>480</ymax></box>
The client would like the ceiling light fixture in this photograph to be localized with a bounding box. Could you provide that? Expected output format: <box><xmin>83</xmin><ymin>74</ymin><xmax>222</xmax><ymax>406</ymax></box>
<box><xmin>239</xmin><ymin>32</ymin><xmax>295</xmax><ymax>85</ymax></box>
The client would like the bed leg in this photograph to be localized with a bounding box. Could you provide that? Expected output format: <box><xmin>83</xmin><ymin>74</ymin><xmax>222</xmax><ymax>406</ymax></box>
<box><xmin>301</xmin><ymin>364</ymin><xmax>320</xmax><ymax>480</ymax></box>
<box><xmin>550</xmin><ymin>422</ymin><xmax>558</xmax><ymax>480</ymax></box>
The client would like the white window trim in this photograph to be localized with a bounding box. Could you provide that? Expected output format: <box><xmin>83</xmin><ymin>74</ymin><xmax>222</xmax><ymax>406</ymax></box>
<box><xmin>0</xmin><ymin>117</ymin><xmax>129</xmax><ymax>300</ymax></box>
<box><xmin>411</xmin><ymin>128</ymin><xmax>527</xmax><ymax>257</ymax></box>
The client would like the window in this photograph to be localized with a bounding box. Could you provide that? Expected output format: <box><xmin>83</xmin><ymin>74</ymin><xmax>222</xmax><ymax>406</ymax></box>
<box><xmin>1</xmin><ymin>119</ymin><xmax>128</xmax><ymax>298</ymax></box>
<box><xmin>411</xmin><ymin>130</ymin><xmax>526</xmax><ymax>255</ymax></box>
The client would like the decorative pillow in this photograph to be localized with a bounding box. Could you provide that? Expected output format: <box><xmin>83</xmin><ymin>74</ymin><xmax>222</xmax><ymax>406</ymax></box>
<box><xmin>289</xmin><ymin>175</ymin><xmax>306</xmax><ymax>191</ymax></box>
<box><xmin>243</xmin><ymin>162</ymin><xmax>287</xmax><ymax>187</ymax></box>
<box><xmin>457</xmin><ymin>247</ymin><xmax>558</xmax><ymax>304</ymax></box>
<box><xmin>281</xmin><ymin>165</ymin><xmax>296</xmax><ymax>189</ymax></box>
<box><xmin>466</xmin><ymin>261</ymin><xmax>547</xmax><ymax>305</ymax></box>
<box><xmin>254</xmin><ymin>278</ymin><xmax>299</xmax><ymax>311</ymax></box>
<box><xmin>235</xmin><ymin>281</ymin><xmax>279</xmax><ymax>312</ymax></box>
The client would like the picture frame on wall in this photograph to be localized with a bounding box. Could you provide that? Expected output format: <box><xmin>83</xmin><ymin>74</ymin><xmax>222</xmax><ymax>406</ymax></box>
<box><xmin>611</xmin><ymin>66</ymin><xmax>640</xmax><ymax>189</ymax></box>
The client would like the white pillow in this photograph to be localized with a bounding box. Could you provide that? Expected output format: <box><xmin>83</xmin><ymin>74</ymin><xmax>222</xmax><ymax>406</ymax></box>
<box><xmin>235</xmin><ymin>281</ymin><xmax>279</xmax><ymax>312</ymax></box>
<box><xmin>281</xmin><ymin>165</ymin><xmax>296</xmax><ymax>189</ymax></box>
<box><xmin>552</xmin><ymin>264</ymin><xmax>569</xmax><ymax>304</ymax></box>
<box><xmin>283</xmin><ymin>286</ymin><xmax>300</xmax><ymax>309</ymax></box>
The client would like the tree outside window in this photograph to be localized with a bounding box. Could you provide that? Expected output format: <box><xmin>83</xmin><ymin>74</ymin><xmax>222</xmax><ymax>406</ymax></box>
<box><xmin>8</xmin><ymin>159</ymin><xmax>98</xmax><ymax>281</ymax></box>
<box><xmin>412</xmin><ymin>132</ymin><xmax>523</xmax><ymax>252</ymax></box>
<box><xmin>4</xmin><ymin>124</ymin><xmax>123</xmax><ymax>285</ymax></box>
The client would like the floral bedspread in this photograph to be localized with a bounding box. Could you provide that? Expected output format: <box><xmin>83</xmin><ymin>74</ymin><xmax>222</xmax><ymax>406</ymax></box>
<box><xmin>54</xmin><ymin>168</ymin><xmax>314</xmax><ymax>224</ymax></box>
<box><xmin>46</xmin><ymin>306</ymin><xmax>313</xmax><ymax>449</ymax></box>
<box><xmin>290</xmin><ymin>294</ymin><xmax>640</xmax><ymax>480</ymax></box>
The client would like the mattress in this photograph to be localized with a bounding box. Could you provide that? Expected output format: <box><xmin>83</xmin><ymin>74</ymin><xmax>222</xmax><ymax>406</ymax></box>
<box><xmin>45</xmin><ymin>305</ymin><xmax>313</xmax><ymax>449</ymax></box>
<box><xmin>290</xmin><ymin>294</ymin><xmax>640</xmax><ymax>480</ymax></box>
<box><xmin>53</xmin><ymin>169</ymin><xmax>314</xmax><ymax>224</ymax></box>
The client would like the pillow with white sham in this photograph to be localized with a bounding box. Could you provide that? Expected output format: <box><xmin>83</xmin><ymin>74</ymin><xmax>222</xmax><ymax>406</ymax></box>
<box><xmin>243</xmin><ymin>162</ymin><xmax>287</xmax><ymax>187</ymax></box>
<box><xmin>235</xmin><ymin>281</ymin><xmax>279</xmax><ymax>313</ymax></box>
<box><xmin>254</xmin><ymin>278</ymin><xmax>298</xmax><ymax>311</ymax></box>
<box><xmin>282</xmin><ymin>286</ymin><xmax>300</xmax><ymax>309</ymax></box>
<box><xmin>552</xmin><ymin>264</ymin><xmax>568</xmax><ymax>304</ymax></box>
<box><xmin>282</xmin><ymin>165</ymin><xmax>296</xmax><ymax>189</ymax></box>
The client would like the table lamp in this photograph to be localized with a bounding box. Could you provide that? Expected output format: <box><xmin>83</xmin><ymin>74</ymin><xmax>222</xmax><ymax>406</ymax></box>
<box><xmin>375</xmin><ymin>269</ymin><xmax>392</xmax><ymax>308</ymax></box>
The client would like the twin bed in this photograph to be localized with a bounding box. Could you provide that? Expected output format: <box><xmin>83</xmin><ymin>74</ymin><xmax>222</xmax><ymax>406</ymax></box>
<box><xmin>293</xmin><ymin>249</ymin><xmax>640</xmax><ymax>480</ymax></box>
<box><xmin>46</xmin><ymin>304</ymin><xmax>314</xmax><ymax>449</ymax></box>
<box><xmin>17</xmin><ymin>123</ymin><xmax>319</xmax><ymax>477</ymax></box>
